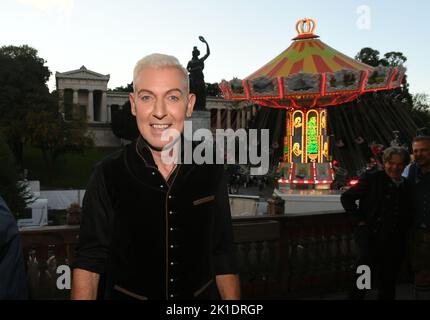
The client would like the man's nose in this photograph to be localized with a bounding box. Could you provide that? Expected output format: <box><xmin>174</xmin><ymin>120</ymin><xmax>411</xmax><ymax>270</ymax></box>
<box><xmin>153</xmin><ymin>99</ymin><xmax>167</xmax><ymax>119</ymax></box>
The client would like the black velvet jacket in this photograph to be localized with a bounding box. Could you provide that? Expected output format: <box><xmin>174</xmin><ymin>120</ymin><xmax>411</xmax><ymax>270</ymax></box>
<box><xmin>72</xmin><ymin>136</ymin><xmax>238</xmax><ymax>300</ymax></box>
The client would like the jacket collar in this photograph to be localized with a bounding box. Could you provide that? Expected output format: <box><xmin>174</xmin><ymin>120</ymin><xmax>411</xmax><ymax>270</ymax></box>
<box><xmin>135</xmin><ymin>135</ymin><xmax>157</xmax><ymax>169</ymax></box>
<box><xmin>135</xmin><ymin>134</ymin><xmax>189</xmax><ymax>169</ymax></box>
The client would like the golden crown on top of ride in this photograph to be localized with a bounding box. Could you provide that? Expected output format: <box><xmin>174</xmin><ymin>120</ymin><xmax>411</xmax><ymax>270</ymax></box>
<box><xmin>294</xmin><ymin>18</ymin><xmax>319</xmax><ymax>40</ymax></box>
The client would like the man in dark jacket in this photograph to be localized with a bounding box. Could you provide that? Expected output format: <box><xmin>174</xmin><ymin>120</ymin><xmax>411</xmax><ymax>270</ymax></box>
<box><xmin>71</xmin><ymin>54</ymin><xmax>240</xmax><ymax>300</ymax></box>
<box><xmin>405</xmin><ymin>136</ymin><xmax>430</xmax><ymax>299</ymax></box>
<box><xmin>0</xmin><ymin>196</ymin><xmax>28</xmax><ymax>300</ymax></box>
<box><xmin>341</xmin><ymin>146</ymin><xmax>413</xmax><ymax>300</ymax></box>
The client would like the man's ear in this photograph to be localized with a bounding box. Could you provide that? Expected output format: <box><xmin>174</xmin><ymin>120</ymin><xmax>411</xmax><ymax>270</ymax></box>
<box><xmin>130</xmin><ymin>93</ymin><xmax>137</xmax><ymax>116</ymax></box>
<box><xmin>186</xmin><ymin>93</ymin><xmax>196</xmax><ymax>117</ymax></box>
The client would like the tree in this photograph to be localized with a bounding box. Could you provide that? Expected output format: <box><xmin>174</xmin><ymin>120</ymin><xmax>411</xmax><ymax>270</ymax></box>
<box><xmin>356</xmin><ymin>48</ymin><xmax>430</xmax><ymax>136</ymax></box>
<box><xmin>355</xmin><ymin>48</ymin><xmax>408</xmax><ymax>68</ymax></box>
<box><xmin>0</xmin><ymin>45</ymin><xmax>52</xmax><ymax>167</ymax></box>
<box><xmin>25</xmin><ymin>108</ymin><xmax>94</xmax><ymax>175</ymax></box>
<box><xmin>206</xmin><ymin>82</ymin><xmax>221</xmax><ymax>97</ymax></box>
<box><xmin>0</xmin><ymin>45</ymin><xmax>93</xmax><ymax>176</ymax></box>
<box><xmin>410</xmin><ymin>94</ymin><xmax>430</xmax><ymax>130</ymax></box>
<box><xmin>384</xmin><ymin>51</ymin><xmax>407</xmax><ymax>67</ymax></box>
<box><xmin>356</xmin><ymin>48</ymin><xmax>413</xmax><ymax>106</ymax></box>
<box><xmin>111</xmin><ymin>101</ymin><xmax>140</xmax><ymax>141</ymax></box>
<box><xmin>0</xmin><ymin>135</ymin><xmax>32</xmax><ymax>218</ymax></box>
<box><xmin>108</xmin><ymin>82</ymin><xmax>133</xmax><ymax>93</ymax></box>
<box><xmin>355</xmin><ymin>47</ymin><xmax>382</xmax><ymax>67</ymax></box>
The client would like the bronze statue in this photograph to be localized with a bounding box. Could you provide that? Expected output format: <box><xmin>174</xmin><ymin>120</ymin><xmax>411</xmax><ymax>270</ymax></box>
<box><xmin>187</xmin><ymin>36</ymin><xmax>210</xmax><ymax>111</ymax></box>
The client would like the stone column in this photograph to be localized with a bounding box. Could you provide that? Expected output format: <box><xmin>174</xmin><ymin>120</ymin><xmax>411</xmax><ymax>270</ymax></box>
<box><xmin>236</xmin><ymin>109</ymin><xmax>241</xmax><ymax>130</ymax></box>
<box><xmin>107</xmin><ymin>105</ymin><xmax>111</xmax><ymax>123</ymax></box>
<box><xmin>227</xmin><ymin>109</ymin><xmax>232</xmax><ymax>129</ymax></box>
<box><xmin>87</xmin><ymin>90</ymin><xmax>94</xmax><ymax>122</ymax></box>
<box><xmin>73</xmin><ymin>90</ymin><xmax>78</xmax><ymax>106</ymax></box>
<box><xmin>216</xmin><ymin>108</ymin><xmax>222</xmax><ymax>129</ymax></box>
<box><xmin>58</xmin><ymin>89</ymin><xmax>65</xmax><ymax>115</ymax></box>
<box><xmin>247</xmin><ymin>109</ymin><xmax>252</xmax><ymax>124</ymax></box>
<box><xmin>241</xmin><ymin>109</ymin><xmax>246</xmax><ymax>128</ymax></box>
<box><xmin>101</xmin><ymin>91</ymin><xmax>107</xmax><ymax>122</ymax></box>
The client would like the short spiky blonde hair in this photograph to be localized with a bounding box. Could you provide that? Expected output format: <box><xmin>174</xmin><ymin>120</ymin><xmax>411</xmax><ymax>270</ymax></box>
<box><xmin>133</xmin><ymin>53</ymin><xmax>189</xmax><ymax>93</ymax></box>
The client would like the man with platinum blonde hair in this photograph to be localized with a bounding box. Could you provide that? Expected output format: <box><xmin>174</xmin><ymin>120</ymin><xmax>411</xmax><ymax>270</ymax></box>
<box><xmin>71</xmin><ymin>53</ymin><xmax>240</xmax><ymax>300</ymax></box>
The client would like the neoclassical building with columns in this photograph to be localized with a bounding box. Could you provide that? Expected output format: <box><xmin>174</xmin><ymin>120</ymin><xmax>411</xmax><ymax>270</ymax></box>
<box><xmin>56</xmin><ymin>66</ymin><xmax>258</xmax><ymax>147</ymax></box>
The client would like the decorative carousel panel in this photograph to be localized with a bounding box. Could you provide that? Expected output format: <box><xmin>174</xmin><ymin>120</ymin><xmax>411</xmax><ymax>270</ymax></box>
<box><xmin>292</xmin><ymin>110</ymin><xmax>304</xmax><ymax>135</ymax></box>
<box><xmin>277</xmin><ymin>162</ymin><xmax>291</xmax><ymax>180</ymax></box>
<box><xmin>315</xmin><ymin>163</ymin><xmax>334</xmax><ymax>182</ymax></box>
<box><xmin>286</xmin><ymin>111</ymin><xmax>294</xmax><ymax>137</ymax></box>
<box><xmin>284</xmin><ymin>73</ymin><xmax>321</xmax><ymax>96</ymax></box>
<box><xmin>322</xmin><ymin>136</ymin><xmax>330</xmax><ymax>161</ymax></box>
<box><xmin>325</xmin><ymin>69</ymin><xmax>362</xmax><ymax>93</ymax></box>
<box><xmin>228</xmin><ymin>78</ymin><xmax>248</xmax><ymax>99</ymax></box>
<box><xmin>390</xmin><ymin>66</ymin><xmax>406</xmax><ymax>88</ymax></box>
<box><xmin>364</xmin><ymin>66</ymin><xmax>391</xmax><ymax>91</ymax></box>
<box><xmin>285</xmin><ymin>112</ymin><xmax>293</xmax><ymax>162</ymax></box>
<box><xmin>292</xmin><ymin>163</ymin><xmax>313</xmax><ymax>181</ymax></box>
<box><xmin>291</xmin><ymin>140</ymin><xmax>304</xmax><ymax>163</ymax></box>
<box><xmin>283</xmin><ymin>136</ymin><xmax>290</xmax><ymax>162</ymax></box>
<box><xmin>291</xmin><ymin>110</ymin><xmax>304</xmax><ymax>163</ymax></box>
<box><xmin>320</xmin><ymin>110</ymin><xmax>327</xmax><ymax>136</ymax></box>
<box><xmin>248</xmin><ymin>76</ymin><xmax>281</xmax><ymax>98</ymax></box>
<box><xmin>306</xmin><ymin>110</ymin><xmax>319</xmax><ymax>163</ymax></box>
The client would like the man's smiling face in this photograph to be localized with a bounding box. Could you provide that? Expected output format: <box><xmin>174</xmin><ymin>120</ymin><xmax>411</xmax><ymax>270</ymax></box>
<box><xmin>413</xmin><ymin>140</ymin><xmax>430</xmax><ymax>169</ymax></box>
<box><xmin>130</xmin><ymin>67</ymin><xmax>195</xmax><ymax>150</ymax></box>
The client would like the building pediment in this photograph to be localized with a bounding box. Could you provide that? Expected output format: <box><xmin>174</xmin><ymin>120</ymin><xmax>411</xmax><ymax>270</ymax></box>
<box><xmin>56</xmin><ymin>66</ymin><xmax>110</xmax><ymax>81</ymax></box>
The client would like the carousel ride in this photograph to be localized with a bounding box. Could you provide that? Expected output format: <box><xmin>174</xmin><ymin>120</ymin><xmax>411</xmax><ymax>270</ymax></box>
<box><xmin>219</xmin><ymin>18</ymin><xmax>409</xmax><ymax>213</ymax></box>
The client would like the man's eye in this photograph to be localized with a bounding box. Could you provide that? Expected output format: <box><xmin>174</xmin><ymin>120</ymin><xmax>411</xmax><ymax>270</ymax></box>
<box><xmin>140</xmin><ymin>95</ymin><xmax>152</xmax><ymax>102</ymax></box>
<box><xmin>168</xmin><ymin>96</ymin><xmax>180</xmax><ymax>102</ymax></box>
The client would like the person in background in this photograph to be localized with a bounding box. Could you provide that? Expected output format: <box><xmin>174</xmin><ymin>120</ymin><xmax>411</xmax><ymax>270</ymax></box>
<box><xmin>0</xmin><ymin>195</ymin><xmax>28</xmax><ymax>300</ymax></box>
<box><xmin>404</xmin><ymin>136</ymin><xmax>430</xmax><ymax>299</ymax></box>
<box><xmin>341</xmin><ymin>146</ymin><xmax>413</xmax><ymax>300</ymax></box>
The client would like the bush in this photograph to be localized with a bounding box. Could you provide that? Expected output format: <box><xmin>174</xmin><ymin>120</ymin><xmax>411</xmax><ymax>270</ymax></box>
<box><xmin>0</xmin><ymin>136</ymin><xmax>32</xmax><ymax>218</ymax></box>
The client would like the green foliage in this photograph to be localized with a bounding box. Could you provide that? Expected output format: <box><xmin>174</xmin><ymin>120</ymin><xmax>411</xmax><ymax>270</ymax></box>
<box><xmin>0</xmin><ymin>45</ymin><xmax>53</xmax><ymax>166</ymax></box>
<box><xmin>108</xmin><ymin>82</ymin><xmax>133</xmax><ymax>92</ymax></box>
<box><xmin>0</xmin><ymin>45</ymin><xmax>94</xmax><ymax>172</ymax></box>
<box><xmin>384</xmin><ymin>51</ymin><xmax>407</xmax><ymax>67</ymax></box>
<box><xmin>356</xmin><ymin>47</ymin><xmax>429</xmax><ymax>131</ymax></box>
<box><xmin>111</xmin><ymin>100</ymin><xmax>140</xmax><ymax>140</ymax></box>
<box><xmin>355</xmin><ymin>47</ymin><xmax>382</xmax><ymax>67</ymax></box>
<box><xmin>24</xmin><ymin>146</ymin><xmax>118</xmax><ymax>189</ymax></box>
<box><xmin>409</xmin><ymin>94</ymin><xmax>430</xmax><ymax>130</ymax></box>
<box><xmin>0</xmin><ymin>135</ymin><xmax>32</xmax><ymax>218</ymax></box>
<box><xmin>355</xmin><ymin>48</ymin><xmax>407</xmax><ymax>68</ymax></box>
<box><xmin>25</xmin><ymin>110</ymin><xmax>94</xmax><ymax>182</ymax></box>
<box><xmin>206</xmin><ymin>82</ymin><xmax>221</xmax><ymax>97</ymax></box>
